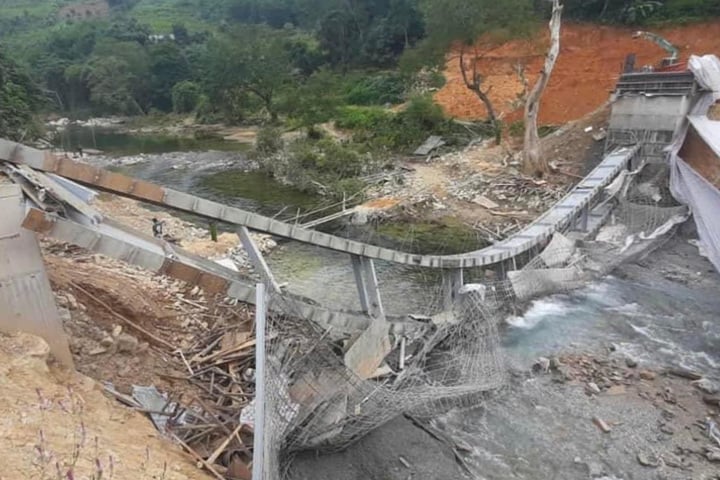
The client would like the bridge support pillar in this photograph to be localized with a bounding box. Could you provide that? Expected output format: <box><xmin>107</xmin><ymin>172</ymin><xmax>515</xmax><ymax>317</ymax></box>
<box><xmin>442</xmin><ymin>268</ymin><xmax>464</xmax><ymax>311</ymax></box>
<box><xmin>351</xmin><ymin>255</ymin><xmax>384</xmax><ymax>319</ymax></box>
<box><xmin>346</xmin><ymin>255</ymin><xmax>390</xmax><ymax>379</ymax></box>
<box><xmin>237</xmin><ymin>227</ymin><xmax>281</xmax><ymax>293</ymax></box>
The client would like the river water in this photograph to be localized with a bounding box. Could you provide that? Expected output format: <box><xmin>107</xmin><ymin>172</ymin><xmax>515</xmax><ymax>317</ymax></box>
<box><xmin>68</xmin><ymin>129</ymin><xmax>720</xmax><ymax>479</ymax></box>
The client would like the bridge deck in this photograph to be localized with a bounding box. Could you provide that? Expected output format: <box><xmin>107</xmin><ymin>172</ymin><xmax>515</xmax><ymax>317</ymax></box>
<box><xmin>0</xmin><ymin>139</ymin><xmax>637</xmax><ymax>269</ymax></box>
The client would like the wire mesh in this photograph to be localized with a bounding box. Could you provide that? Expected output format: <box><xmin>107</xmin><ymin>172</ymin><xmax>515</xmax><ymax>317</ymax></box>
<box><xmin>257</xmin><ymin>160</ymin><xmax>688</xmax><ymax>479</ymax></box>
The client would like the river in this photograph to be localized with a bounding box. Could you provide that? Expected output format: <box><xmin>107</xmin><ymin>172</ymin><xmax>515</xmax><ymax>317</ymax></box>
<box><xmin>59</xmin><ymin>128</ymin><xmax>720</xmax><ymax>479</ymax></box>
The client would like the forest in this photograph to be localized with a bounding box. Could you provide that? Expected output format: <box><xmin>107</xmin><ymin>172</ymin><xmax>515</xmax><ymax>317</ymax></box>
<box><xmin>1</xmin><ymin>0</ymin><xmax>719</xmax><ymax>165</ymax></box>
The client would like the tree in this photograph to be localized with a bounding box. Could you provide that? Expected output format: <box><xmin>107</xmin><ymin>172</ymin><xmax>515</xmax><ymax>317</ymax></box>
<box><xmin>204</xmin><ymin>26</ymin><xmax>293</xmax><ymax>121</ymax></box>
<box><xmin>147</xmin><ymin>42</ymin><xmax>190</xmax><ymax>111</ymax></box>
<box><xmin>172</xmin><ymin>80</ymin><xmax>202</xmax><ymax>113</ymax></box>
<box><xmin>523</xmin><ymin>0</ymin><xmax>563</xmax><ymax>177</ymax></box>
<box><xmin>413</xmin><ymin>0</ymin><xmax>533</xmax><ymax>138</ymax></box>
<box><xmin>84</xmin><ymin>56</ymin><xmax>144</xmax><ymax>115</ymax></box>
<box><xmin>0</xmin><ymin>46</ymin><xmax>42</xmax><ymax>140</ymax></box>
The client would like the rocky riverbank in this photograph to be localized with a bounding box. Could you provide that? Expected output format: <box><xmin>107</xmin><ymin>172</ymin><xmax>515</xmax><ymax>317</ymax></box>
<box><xmin>289</xmin><ymin>223</ymin><xmax>720</xmax><ymax>480</ymax></box>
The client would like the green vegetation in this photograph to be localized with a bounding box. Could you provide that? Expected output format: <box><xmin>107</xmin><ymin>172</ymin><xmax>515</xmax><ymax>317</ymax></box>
<box><xmin>0</xmin><ymin>0</ymin><xmax>718</xmax><ymax>184</ymax></box>
<box><xmin>0</xmin><ymin>46</ymin><xmax>42</xmax><ymax>140</ymax></box>
<box><xmin>375</xmin><ymin>217</ymin><xmax>487</xmax><ymax>254</ymax></box>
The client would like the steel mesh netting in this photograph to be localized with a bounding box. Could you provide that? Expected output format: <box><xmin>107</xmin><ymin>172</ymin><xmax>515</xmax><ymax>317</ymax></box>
<box><xmin>258</xmin><ymin>274</ymin><xmax>506</xmax><ymax>478</ymax></box>
<box><xmin>256</xmin><ymin>161</ymin><xmax>688</xmax><ymax>479</ymax></box>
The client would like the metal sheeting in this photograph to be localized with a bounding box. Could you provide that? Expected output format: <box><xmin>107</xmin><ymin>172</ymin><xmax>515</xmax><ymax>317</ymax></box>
<box><xmin>0</xmin><ymin>185</ymin><xmax>73</xmax><ymax>367</ymax></box>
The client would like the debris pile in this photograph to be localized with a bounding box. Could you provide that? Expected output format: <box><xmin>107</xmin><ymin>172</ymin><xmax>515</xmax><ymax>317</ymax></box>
<box><xmin>169</xmin><ymin>325</ymin><xmax>259</xmax><ymax>479</ymax></box>
<box><xmin>532</xmin><ymin>352</ymin><xmax>720</xmax><ymax>470</ymax></box>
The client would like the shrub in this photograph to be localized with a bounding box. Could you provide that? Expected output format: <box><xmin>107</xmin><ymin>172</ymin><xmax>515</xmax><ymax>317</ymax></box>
<box><xmin>255</xmin><ymin>126</ymin><xmax>284</xmax><ymax>156</ymax></box>
<box><xmin>344</xmin><ymin>72</ymin><xmax>407</xmax><ymax>106</ymax></box>
<box><xmin>171</xmin><ymin>80</ymin><xmax>202</xmax><ymax>113</ymax></box>
<box><xmin>335</xmin><ymin>106</ymin><xmax>392</xmax><ymax>130</ymax></box>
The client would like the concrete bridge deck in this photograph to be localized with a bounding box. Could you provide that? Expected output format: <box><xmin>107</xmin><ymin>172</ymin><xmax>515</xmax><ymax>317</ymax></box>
<box><xmin>0</xmin><ymin>139</ymin><xmax>638</xmax><ymax>270</ymax></box>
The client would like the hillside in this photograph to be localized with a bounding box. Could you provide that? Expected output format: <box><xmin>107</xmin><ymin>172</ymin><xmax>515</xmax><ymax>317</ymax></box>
<box><xmin>435</xmin><ymin>21</ymin><xmax>720</xmax><ymax>125</ymax></box>
<box><xmin>0</xmin><ymin>0</ymin><xmax>221</xmax><ymax>42</ymax></box>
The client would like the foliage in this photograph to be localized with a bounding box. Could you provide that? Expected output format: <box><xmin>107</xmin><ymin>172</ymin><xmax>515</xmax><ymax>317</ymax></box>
<box><xmin>203</xmin><ymin>25</ymin><xmax>293</xmax><ymax>122</ymax></box>
<box><xmin>171</xmin><ymin>80</ymin><xmax>202</xmax><ymax>113</ymax></box>
<box><xmin>335</xmin><ymin>106</ymin><xmax>393</xmax><ymax>130</ymax></box>
<box><xmin>256</xmin><ymin>136</ymin><xmax>374</xmax><ymax>198</ymax></box>
<box><xmin>345</xmin><ymin>72</ymin><xmax>407</xmax><ymax>106</ymax></box>
<box><xmin>336</xmin><ymin>96</ymin><xmax>482</xmax><ymax>151</ymax></box>
<box><xmin>280</xmin><ymin>68</ymin><xmax>343</xmax><ymax>127</ymax></box>
<box><xmin>255</xmin><ymin>126</ymin><xmax>284</xmax><ymax>155</ymax></box>
<box><xmin>0</xmin><ymin>46</ymin><xmax>42</xmax><ymax>140</ymax></box>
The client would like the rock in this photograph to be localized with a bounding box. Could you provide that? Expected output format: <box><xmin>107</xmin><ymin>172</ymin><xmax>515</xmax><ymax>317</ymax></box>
<box><xmin>533</xmin><ymin>357</ymin><xmax>551</xmax><ymax>373</ymax></box>
<box><xmin>587</xmin><ymin>461</ymin><xmax>605</xmax><ymax>477</ymax></box>
<box><xmin>549</xmin><ymin>356</ymin><xmax>562</xmax><ymax>370</ymax></box>
<box><xmin>66</xmin><ymin>293</ymin><xmax>79</xmax><ymax>310</ymax></box>
<box><xmin>112</xmin><ymin>325</ymin><xmax>123</xmax><ymax>338</ymax></box>
<box><xmin>702</xmin><ymin>395</ymin><xmax>720</xmax><ymax>406</ymax></box>
<box><xmin>639</xmin><ymin>370</ymin><xmax>657</xmax><ymax>381</ymax></box>
<box><xmin>637</xmin><ymin>452</ymin><xmax>660</xmax><ymax>468</ymax></box>
<box><xmin>56</xmin><ymin>295</ymin><xmax>69</xmax><ymax>308</ymax></box>
<box><xmin>692</xmin><ymin>378</ymin><xmax>720</xmax><ymax>395</ymax></box>
<box><xmin>99</xmin><ymin>336</ymin><xmax>114</xmax><ymax>348</ymax></box>
<box><xmin>593</xmin><ymin>416</ymin><xmax>612</xmax><ymax>433</ymax></box>
<box><xmin>662</xmin><ymin>453</ymin><xmax>683</xmax><ymax>468</ymax></box>
<box><xmin>606</xmin><ymin>385</ymin><xmax>626</xmax><ymax>396</ymax></box>
<box><xmin>625</xmin><ymin>357</ymin><xmax>638</xmax><ymax>368</ymax></box>
<box><xmin>116</xmin><ymin>333</ymin><xmax>139</xmax><ymax>354</ymax></box>
<box><xmin>586</xmin><ymin>382</ymin><xmax>601</xmax><ymax>395</ymax></box>
<box><xmin>58</xmin><ymin>307</ymin><xmax>72</xmax><ymax>324</ymax></box>
<box><xmin>666</xmin><ymin>367</ymin><xmax>703</xmax><ymax>381</ymax></box>
<box><xmin>705</xmin><ymin>447</ymin><xmax>720</xmax><ymax>462</ymax></box>
<box><xmin>659</xmin><ymin>423</ymin><xmax>675</xmax><ymax>435</ymax></box>
<box><xmin>554</xmin><ymin>366</ymin><xmax>573</xmax><ymax>383</ymax></box>
<box><xmin>88</xmin><ymin>347</ymin><xmax>107</xmax><ymax>356</ymax></box>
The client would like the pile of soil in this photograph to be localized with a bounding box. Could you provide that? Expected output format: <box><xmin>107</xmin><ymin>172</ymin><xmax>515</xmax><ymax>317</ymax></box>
<box><xmin>436</xmin><ymin>21</ymin><xmax>720</xmax><ymax>124</ymax></box>
<box><xmin>0</xmin><ymin>331</ymin><xmax>213</xmax><ymax>480</ymax></box>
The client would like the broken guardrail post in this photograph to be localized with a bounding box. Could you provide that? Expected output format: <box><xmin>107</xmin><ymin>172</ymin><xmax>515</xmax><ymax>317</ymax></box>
<box><xmin>252</xmin><ymin>283</ymin><xmax>266</xmax><ymax>480</ymax></box>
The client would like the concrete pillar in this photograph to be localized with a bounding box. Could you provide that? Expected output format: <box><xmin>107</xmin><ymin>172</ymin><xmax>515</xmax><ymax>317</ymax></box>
<box><xmin>351</xmin><ymin>255</ymin><xmax>384</xmax><ymax>319</ymax></box>
<box><xmin>441</xmin><ymin>268</ymin><xmax>464</xmax><ymax>311</ymax></box>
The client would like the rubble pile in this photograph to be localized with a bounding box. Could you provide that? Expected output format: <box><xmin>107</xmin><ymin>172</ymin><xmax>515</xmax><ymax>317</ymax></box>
<box><xmin>532</xmin><ymin>352</ymin><xmax>720</xmax><ymax>471</ymax></box>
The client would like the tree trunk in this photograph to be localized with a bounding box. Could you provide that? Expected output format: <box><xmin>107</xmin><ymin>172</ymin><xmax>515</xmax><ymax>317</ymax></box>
<box><xmin>459</xmin><ymin>46</ymin><xmax>500</xmax><ymax>143</ymax></box>
<box><xmin>523</xmin><ymin>0</ymin><xmax>563</xmax><ymax>178</ymax></box>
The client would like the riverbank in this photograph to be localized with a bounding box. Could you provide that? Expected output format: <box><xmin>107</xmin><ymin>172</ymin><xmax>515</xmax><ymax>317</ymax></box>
<box><xmin>47</xmin><ymin>114</ymin><xmax>261</xmax><ymax>146</ymax></box>
<box><xmin>288</xmin><ymin>222</ymin><xmax>720</xmax><ymax>480</ymax></box>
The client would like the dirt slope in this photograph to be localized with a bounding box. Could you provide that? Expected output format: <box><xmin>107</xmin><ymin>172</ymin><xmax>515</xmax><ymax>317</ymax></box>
<box><xmin>0</xmin><ymin>332</ymin><xmax>212</xmax><ymax>480</ymax></box>
<box><xmin>436</xmin><ymin>21</ymin><xmax>720</xmax><ymax>125</ymax></box>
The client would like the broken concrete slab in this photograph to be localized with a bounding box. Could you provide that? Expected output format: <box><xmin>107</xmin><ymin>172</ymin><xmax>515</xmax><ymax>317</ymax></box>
<box><xmin>344</xmin><ymin>320</ymin><xmax>392</xmax><ymax>379</ymax></box>
<box><xmin>413</xmin><ymin>136</ymin><xmax>446</xmax><ymax>156</ymax></box>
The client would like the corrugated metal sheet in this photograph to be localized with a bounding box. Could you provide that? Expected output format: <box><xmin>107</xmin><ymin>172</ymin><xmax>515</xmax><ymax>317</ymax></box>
<box><xmin>0</xmin><ymin>185</ymin><xmax>73</xmax><ymax>367</ymax></box>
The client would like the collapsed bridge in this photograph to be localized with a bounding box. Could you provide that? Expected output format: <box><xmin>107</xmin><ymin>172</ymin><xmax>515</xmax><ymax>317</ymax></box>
<box><xmin>2</xmin><ymin>54</ymin><xmax>717</xmax><ymax>479</ymax></box>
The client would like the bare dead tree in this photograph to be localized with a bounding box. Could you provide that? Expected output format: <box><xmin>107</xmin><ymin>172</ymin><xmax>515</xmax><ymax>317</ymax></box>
<box><xmin>523</xmin><ymin>0</ymin><xmax>563</xmax><ymax>177</ymax></box>
<box><xmin>459</xmin><ymin>44</ymin><xmax>500</xmax><ymax>141</ymax></box>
